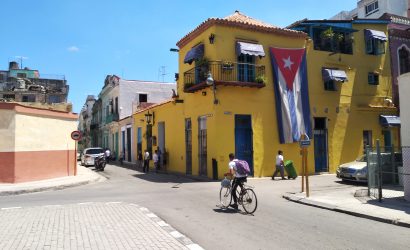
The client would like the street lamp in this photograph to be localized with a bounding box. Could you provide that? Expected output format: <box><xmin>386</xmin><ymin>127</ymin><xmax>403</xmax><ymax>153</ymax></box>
<box><xmin>145</xmin><ymin>110</ymin><xmax>154</xmax><ymax>125</ymax></box>
<box><xmin>206</xmin><ymin>72</ymin><xmax>218</xmax><ymax>104</ymax></box>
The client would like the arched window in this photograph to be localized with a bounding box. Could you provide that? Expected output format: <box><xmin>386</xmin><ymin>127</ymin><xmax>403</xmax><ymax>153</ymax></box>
<box><xmin>399</xmin><ymin>46</ymin><xmax>410</xmax><ymax>75</ymax></box>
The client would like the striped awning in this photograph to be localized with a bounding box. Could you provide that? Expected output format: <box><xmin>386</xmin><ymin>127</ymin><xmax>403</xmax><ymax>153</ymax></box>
<box><xmin>322</xmin><ymin>68</ymin><xmax>348</xmax><ymax>82</ymax></box>
<box><xmin>184</xmin><ymin>44</ymin><xmax>204</xmax><ymax>64</ymax></box>
<box><xmin>380</xmin><ymin>115</ymin><xmax>400</xmax><ymax>127</ymax></box>
<box><xmin>236</xmin><ymin>42</ymin><xmax>265</xmax><ymax>57</ymax></box>
<box><xmin>364</xmin><ymin>29</ymin><xmax>387</xmax><ymax>41</ymax></box>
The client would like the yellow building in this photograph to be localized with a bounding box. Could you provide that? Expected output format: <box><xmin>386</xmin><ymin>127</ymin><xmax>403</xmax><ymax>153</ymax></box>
<box><xmin>133</xmin><ymin>12</ymin><xmax>398</xmax><ymax>178</ymax></box>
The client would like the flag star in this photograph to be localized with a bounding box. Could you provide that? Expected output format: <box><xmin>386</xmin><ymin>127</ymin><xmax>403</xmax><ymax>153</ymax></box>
<box><xmin>283</xmin><ymin>56</ymin><xmax>294</xmax><ymax>70</ymax></box>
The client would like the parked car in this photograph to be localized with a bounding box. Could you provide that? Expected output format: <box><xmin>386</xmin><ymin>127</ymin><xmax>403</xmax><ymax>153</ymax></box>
<box><xmin>336</xmin><ymin>152</ymin><xmax>403</xmax><ymax>183</ymax></box>
<box><xmin>336</xmin><ymin>155</ymin><xmax>368</xmax><ymax>182</ymax></box>
<box><xmin>81</xmin><ymin>147</ymin><xmax>105</xmax><ymax>166</ymax></box>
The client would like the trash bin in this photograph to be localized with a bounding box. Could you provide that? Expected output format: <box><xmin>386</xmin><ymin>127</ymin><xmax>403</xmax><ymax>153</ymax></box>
<box><xmin>284</xmin><ymin>160</ymin><xmax>298</xmax><ymax>179</ymax></box>
<box><xmin>212</xmin><ymin>158</ymin><xmax>218</xmax><ymax>180</ymax></box>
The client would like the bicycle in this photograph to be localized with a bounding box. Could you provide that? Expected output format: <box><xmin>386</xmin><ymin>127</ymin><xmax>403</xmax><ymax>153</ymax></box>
<box><xmin>219</xmin><ymin>175</ymin><xmax>258</xmax><ymax>214</ymax></box>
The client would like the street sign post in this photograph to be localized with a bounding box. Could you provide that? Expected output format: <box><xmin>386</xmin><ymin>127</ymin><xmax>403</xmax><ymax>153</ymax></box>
<box><xmin>71</xmin><ymin>131</ymin><xmax>82</xmax><ymax>176</ymax></box>
<box><xmin>300</xmin><ymin>134</ymin><xmax>310</xmax><ymax>197</ymax></box>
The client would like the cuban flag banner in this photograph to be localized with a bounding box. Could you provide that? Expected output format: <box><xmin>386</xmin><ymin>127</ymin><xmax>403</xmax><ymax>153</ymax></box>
<box><xmin>270</xmin><ymin>47</ymin><xmax>312</xmax><ymax>144</ymax></box>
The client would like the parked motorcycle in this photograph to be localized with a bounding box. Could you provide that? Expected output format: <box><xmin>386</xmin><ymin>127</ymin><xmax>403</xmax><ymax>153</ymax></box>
<box><xmin>94</xmin><ymin>155</ymin><xmax>106</xmax><ymax>171</ymax></box>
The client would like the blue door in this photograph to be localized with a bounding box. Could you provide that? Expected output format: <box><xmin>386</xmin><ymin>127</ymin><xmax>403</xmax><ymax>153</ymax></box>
<box><xmin>314</xmin><ymin>130</ymin><xmax>328</xmax><ymax>172</ymax></box>
<box><xmin>235</xmin><ymin>115</ymin><xmax>254</xmax><ymax>176</ymax></box>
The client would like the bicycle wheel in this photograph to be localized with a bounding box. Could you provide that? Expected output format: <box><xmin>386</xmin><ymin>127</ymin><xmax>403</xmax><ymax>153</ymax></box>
<box><xmin>241</xmin><ymin>188</ymin><xmax>257</xmax><ymax>214</ymax></box>
<box><xmin>219</xmin><ymin>186</ymin><xmax>232</xmax><ymax>208</ymax></box>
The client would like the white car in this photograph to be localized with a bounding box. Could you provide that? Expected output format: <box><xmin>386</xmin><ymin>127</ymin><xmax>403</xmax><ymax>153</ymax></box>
<box><xmin>81</xmin><ymin>147</ymin><xmax>105</xmax><ymax>166</ymax></box>
<box><xmin>336</xmin><ymin>155</ymin><xmax>367</xmax><ymax>182</ymax></box>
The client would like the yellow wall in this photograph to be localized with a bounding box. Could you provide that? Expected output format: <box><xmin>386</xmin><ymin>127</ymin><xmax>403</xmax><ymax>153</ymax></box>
<box><xmin>306</xmin><ymin>22</ymin><xmax>398</xmax><ymax>172</ymax></box>
<box><xmin>133</xmin><ymin>21</ymin><xmax>398</xmax><ymax>179</ymax></box>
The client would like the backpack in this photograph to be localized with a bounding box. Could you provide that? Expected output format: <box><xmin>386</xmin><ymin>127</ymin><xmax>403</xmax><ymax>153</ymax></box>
<box><xmin>235</xmin><ymin>160</ymin><xmax>251</xmax><ymax>175</ymax></box>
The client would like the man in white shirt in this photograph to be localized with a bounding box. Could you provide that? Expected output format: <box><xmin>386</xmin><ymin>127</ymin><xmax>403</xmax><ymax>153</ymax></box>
<box><xmin>226</xmin><ymin>153</ymin><xmax>247</xmax><ymax>209</ymax></box>
<box><xmin>153</xmin><ymin>150</ymin><xmax>159</xmax><ymax>173</ymax></box>
<box><xmin>143</xmin><ymin>150</ymin><xmax>150</xmax><ymax>173</ymax></box>
<box><xmin>272</xmin><ymin>150</ymin><xmax>286</xmax><ymax>180</ymax></box>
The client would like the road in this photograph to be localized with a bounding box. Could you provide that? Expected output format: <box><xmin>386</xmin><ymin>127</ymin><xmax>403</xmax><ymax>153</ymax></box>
<box><xmin>1</xmin><ymin>164</ymin><xmax>410</xmax><ymax>249</ymax></box>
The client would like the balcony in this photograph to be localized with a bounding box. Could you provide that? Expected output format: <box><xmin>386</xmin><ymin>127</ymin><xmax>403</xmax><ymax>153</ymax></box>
<box><xmin>183</xmin><ymin>61</ymin><xmax>266</xmax><ymax>93</ymax></box>
<box><xmin>105</xmin><ymin>113</ymin><xmax>119</xmax><ymax>124</ymax></box>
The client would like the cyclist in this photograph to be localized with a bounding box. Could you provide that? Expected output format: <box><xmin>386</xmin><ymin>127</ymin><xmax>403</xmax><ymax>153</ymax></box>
<box><xmin>225</xmin><ymin>153</ymin><xmax>247</xmax><ymax>209</ymax></box>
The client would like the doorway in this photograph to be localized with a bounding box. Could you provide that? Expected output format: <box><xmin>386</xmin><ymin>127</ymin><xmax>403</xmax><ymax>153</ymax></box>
<box><xmin>198</xmin><ymin>116</ymin><xmax>207</xmax><ymax>176</ymax></box>
<box><xmin>158</xmin><ymin>122</ymin><xmax>165</xmax><ymax>169</ymax></box>
<box><xmin>126</xmin><ymin>126</ymin><xmax>132</xmax><ymax>162</ymax></box>
<box><xmin>313</xmin><ymin>117</ymin><xmax>328</xmax><ymax>172</ymax></box>
<box><xmin>185</xmin><ymin>118</ymin><xmax>192</xmax><ymax>175</ymax></box>
<box><xmin>235</xmin><ymin>115</ymin><xmax>254</xmax><ymax>175</ymax></box>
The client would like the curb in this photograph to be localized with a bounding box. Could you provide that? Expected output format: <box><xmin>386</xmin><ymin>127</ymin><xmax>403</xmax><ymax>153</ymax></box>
<box><xmin>283</xmin><ymin>193</ymin><xmax>410</xmax><ymax>228</ymax></box>
<box><xmin>0</xmin><ymin>174</ymin><xmax>106</xmax><ymax>196</ymax></box>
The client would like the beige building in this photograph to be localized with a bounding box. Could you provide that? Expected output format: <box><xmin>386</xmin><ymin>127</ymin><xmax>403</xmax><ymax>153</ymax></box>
<box><xmin>0</xmin><ymin>103</ymin><xmax>78</xmax><ymax>183</ymax></box>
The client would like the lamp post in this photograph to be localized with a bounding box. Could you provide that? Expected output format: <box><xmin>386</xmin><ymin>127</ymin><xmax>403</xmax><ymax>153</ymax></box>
<box><xmin>206</xmin><ymin>72</ymin><xmax>218</xmax><ymax>104</ymax></box>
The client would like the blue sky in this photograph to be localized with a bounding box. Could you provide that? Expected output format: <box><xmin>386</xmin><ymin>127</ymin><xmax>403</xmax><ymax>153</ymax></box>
<box><xmin>1</xmin><ymin>0</ymin><xmax>357</xmax><ymax>113</ymax></box>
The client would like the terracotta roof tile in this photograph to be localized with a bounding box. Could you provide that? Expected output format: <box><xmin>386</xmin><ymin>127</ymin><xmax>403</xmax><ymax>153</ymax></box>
<box><xmin>176</xmin><ymin>11</ymin><xmax>306</xmax><ymax>48</ymax></box>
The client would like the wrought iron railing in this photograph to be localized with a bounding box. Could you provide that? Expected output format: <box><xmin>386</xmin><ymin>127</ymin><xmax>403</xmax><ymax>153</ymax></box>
<box><xmin>183</xmin><ymin>61</ymin><xmax>266</xmax><ymax>91</ymax></box>
<box><xmin>105</xmin><ymin>113</ymin><xmax>119</xmax><ymax>124</ymax></box>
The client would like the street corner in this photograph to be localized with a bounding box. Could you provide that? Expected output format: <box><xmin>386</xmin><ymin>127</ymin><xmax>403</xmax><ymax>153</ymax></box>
<box><xmin>282</xmin><ymin>192</ymin><xmax>338</xmax><ymax>210</ymax></box>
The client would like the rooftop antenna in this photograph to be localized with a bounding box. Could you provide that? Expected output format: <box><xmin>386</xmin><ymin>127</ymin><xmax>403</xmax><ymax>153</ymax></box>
<box><xmin>15</xmin><ymin>56</ymin><xmax>28</xmax><ymax>69</ymax></box>
<box><xmin>158</xmin><ymin>66</ymin><xmax>168</xmax><ymax>82</ymax></box>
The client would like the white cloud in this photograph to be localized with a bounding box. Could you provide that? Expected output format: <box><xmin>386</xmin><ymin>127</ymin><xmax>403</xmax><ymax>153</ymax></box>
<box><xmin>67</xmin><ymin>46</ymin><xmax>80</xmax><ymax>52</ymax></box>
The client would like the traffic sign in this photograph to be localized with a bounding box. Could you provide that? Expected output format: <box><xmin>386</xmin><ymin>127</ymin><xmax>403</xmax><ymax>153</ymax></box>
<box><xmin>71</xmin><ymin>130</ymin><xmax>82</xmax><ymax>141</ymax></box>
<box><xmin>299</xmin><ymin>139</ymin><xmax>311</xmax><ymax>147</ymax></box>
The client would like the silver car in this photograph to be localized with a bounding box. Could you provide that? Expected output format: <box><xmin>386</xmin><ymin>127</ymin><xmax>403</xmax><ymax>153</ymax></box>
<box><xmin>336</xmin><ymin>155</ymin><xmax>367</xmax><ymax>182</ymax></box>
<box><xmin>81</xmin><ymin>147</ymin><xmax>105</xmax><ymax>166</ymax></box>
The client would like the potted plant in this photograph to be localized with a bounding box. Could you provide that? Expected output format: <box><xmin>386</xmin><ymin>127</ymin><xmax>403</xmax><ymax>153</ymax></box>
<box><xmin>222</xmin><ymin>61</ymin><xmax>234</xmax><ymax>70</ymax></box>
<box><xmin>196</xmin><ymin>57</ymin><xmax>210</xmax><ymax>81</ymax></box>
<box><xmin>255</xmin><ymin>75</ymin><xmax>267</xmax><ymax>84</ymax></box>
<box><xmin>320</xmin><ymin>28</ymin><xmax>334</xmax><ymax>50</ymax></box>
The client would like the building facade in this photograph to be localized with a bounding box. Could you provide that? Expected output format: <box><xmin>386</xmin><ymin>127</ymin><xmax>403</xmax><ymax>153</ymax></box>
<box><xmin>90</xmin><ymin>75</ymin><xmax>176</xmax><ymax>162</ymax></box>
<box><xmin>78</xmin><ymin>95</ymin><xmax>96</xmax><ymax>150</ymax></box>
<box><xmin>0</xmin><ymin>103</ymin><xmax>78</xmax><ymax>183</ymax></box>
<box><xmin>132</xmin><ymin>11</ymin><xmax>399</xmax><ymax>179</ymax></box>
<box><xmin>0</xmin><ymin>61</ymin><xmax>69</xmax><ymax>106</ymax></box>
<box><xmin>331</xmin><ymin>0</ymin><xmax>409</xmax><ymax>20</ymax></box>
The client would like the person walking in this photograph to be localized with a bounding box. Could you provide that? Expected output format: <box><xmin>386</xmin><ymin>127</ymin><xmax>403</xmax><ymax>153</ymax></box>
<box><xmin>272</xmin><ymin>150</ymin><xmax>286</xmax><ymax>180</ymax></box>
<box><xmin>143</xmin><ymin>150</ymin><xmax>150</xmax><ymax>173</ymax></box>
<box><xmin>153</xmin><ymin>150</ymin><xmax>159</xmax><ymax>173</ymax></box>
<box><xmin>137</xmin><ymin>150</ymin><xmax>143</xmax><ymax>169</ymax></box>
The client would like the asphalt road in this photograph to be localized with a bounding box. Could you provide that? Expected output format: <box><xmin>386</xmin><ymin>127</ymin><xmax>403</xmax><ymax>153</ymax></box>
<box><xmin>1</xmin><ymin>164</ymin><xmax>410</xmax><ymax>250</ymax></box>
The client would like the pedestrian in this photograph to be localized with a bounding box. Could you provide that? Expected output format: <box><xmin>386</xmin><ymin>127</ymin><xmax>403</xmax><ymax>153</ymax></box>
<box><xmin>153</xmin><ymin>150</ymin><xmax>159</xmax><ymax>173</ymax></box>
<box><xmin>272</xmin><ymin>150</ymin><xmax>286</xmax><ymax>180</ymax></box>
<box><xmin>143</xmin><ymin>150</ymin><xmax>150</xmax><ymax>173</ymax></box>
<box><xmin>137</xmin><ymin>150</ymin><xmax>143</xmax><ymax>169</ymax></box>
<box><xmin>105</xmin><ymin>148</ymin><xmax>111</xmax><ymax>164</ymax></box>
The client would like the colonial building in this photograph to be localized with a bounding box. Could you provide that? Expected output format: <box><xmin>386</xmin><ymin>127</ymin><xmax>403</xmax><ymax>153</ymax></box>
<box><xmin>132</xmin><ymin>11</ymin><xmax>399</xmax><ymax>178</ymax></box>
<box><xmin>90</xmin><ymin>75</ymin><xmax>175</xmax><ymax>162</ymax></box>
<box><xmin>0</xmin><ymin>61</ymin><xmax>69</xmax><ymax>109</ymax></box>
<box><xmin>78</xmin><ymin>95</ymin><xmax>96</xmax><ymax>150</ymax></box>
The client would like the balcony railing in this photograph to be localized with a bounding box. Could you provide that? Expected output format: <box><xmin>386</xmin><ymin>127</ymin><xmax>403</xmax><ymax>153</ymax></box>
<box><xmin>183</xmin><ymin>61</ymin><xmax>266</xmax><ymax>92</ymax></box>
<box><xmin>105</xmin><ymin>113</ymin><xmax>119</xmax><ymax>124</ymax></box>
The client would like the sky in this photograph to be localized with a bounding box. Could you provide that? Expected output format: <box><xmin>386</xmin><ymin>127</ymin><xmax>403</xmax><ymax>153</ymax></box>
<box><xmin>1</xmin><ymin>0</ymin><xmax>357</xmax><ymax>113</ymax></box>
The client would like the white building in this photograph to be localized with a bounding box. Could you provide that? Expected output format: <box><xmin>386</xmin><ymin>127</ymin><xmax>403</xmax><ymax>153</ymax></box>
<box><xmin>331</xmin><ymin>0</ymin><xmax>409</xmax><ymax>20</ymax></box>
<box><xmin>97</xmin><ymin>75</ymin><xmax>176</xmax><ymax>163</ymax></box>
<box><xmin>398</xmin><ymin>73</ymin><xmax>410</xmax><ymax>200</ymax></box>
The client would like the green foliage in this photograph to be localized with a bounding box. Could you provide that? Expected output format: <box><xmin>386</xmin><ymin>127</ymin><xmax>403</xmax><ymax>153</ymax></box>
<box><xmin>255</xmin><ymin>75</ymin><xmax>267</xmax><ymax>84</ymax></box>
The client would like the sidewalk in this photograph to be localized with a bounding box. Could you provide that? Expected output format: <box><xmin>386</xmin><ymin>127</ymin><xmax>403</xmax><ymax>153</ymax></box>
<box><xmin>0</xmin><ymin>164</ymin><xmax>105</xmax><ymax>196</ymax></box>
<box><xmin>283</xmin><ymin>176</ymin><xmax>410</xmax><ymax>228</ymax></box>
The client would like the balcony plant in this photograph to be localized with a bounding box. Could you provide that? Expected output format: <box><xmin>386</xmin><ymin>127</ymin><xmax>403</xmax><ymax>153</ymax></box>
<box><xmin>196</xmin><ymin>57</ymin><xmax>210</xmax><ymax>81</ymax></box>
<box><xmin>222</xmin><ymin>61</ymin><xmax>234</xmax><ymax>70</ymax></box>
<box><xmin>255</xmin><ymin>75</ymin><xmax>267</xmax><ymax>84</ymax></box>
